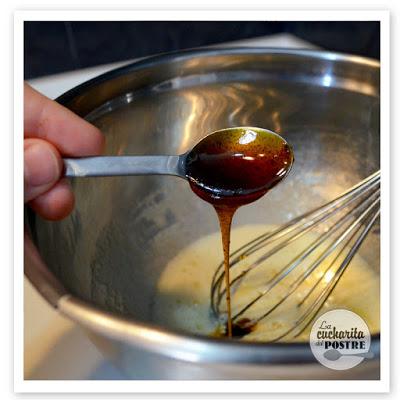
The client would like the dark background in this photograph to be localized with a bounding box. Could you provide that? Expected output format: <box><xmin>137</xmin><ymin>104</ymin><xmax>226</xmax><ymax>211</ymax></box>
<box><xmin>24</xmin><ymin>21</ymin><xmax>380</xmax><ymax>79</ymax></box>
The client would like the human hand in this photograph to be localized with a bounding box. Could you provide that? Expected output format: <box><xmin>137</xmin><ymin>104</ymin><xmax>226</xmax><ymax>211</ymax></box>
<box><xmin>24</xmin><ymin>83</ymin><xmax>104</xmax><ymax>220</ymax></box>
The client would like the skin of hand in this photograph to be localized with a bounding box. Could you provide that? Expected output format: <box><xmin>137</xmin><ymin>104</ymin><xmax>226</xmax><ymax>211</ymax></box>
<box><xmin>24</xmin><ymin>83</ymin><xmax>105</xmax><ymax>220</ymax></box>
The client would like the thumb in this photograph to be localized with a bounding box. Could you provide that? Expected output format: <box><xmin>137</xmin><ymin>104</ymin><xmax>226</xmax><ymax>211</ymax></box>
<box><xmin>24</xmin><ymin>138</ymin><xmax>63</xmax><ymax>202</ymax></box>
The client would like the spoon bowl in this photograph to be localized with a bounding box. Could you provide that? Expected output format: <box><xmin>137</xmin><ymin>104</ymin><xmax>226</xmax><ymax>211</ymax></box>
<box><xmin>185</xmin><ymin>127</ymin><xmax>294</xmax><ymax>206</ymax></box>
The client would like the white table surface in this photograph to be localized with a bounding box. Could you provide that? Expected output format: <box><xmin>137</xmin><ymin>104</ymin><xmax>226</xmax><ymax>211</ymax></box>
<box><xmin>25</xmin><ymin>33</ymin><xmax>317</xmax><ymax>380</ymax></box>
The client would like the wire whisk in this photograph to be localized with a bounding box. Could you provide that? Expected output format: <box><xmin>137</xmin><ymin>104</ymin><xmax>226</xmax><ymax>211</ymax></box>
<box><xmin>210</xmin><ymin>171</ymin><xmax>380</xmax><ymax>341</ymax></box>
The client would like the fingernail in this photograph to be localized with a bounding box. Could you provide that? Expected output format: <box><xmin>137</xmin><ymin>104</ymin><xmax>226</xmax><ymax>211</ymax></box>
<box><xmin>24</xmin><ymin>143</ymin><xmax>60</xmax><ymax>187</ymax></box>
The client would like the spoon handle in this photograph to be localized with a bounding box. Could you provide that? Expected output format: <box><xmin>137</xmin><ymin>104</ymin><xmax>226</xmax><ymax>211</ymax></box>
<box><xmin>64</xmin><ymin>155</ymin><xmax>185</xmax><ymax>178</ymax></box>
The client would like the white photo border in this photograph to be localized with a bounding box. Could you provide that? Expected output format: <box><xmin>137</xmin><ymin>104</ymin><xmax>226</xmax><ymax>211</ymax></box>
<box><xmin>15</xmin><ymin>9</ymin><xmax>390</xmax><ymax>393</ymax></box>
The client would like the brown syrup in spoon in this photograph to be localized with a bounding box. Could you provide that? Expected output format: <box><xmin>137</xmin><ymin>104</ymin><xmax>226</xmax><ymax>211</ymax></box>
<box><xmin>185</xmin><ymin>127</ymin><xmax>294</xmax><ymax>338</ymax></box>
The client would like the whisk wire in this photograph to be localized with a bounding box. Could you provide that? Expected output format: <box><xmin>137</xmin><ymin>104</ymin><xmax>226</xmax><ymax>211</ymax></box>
<box><xmin>229</xmin><ymin>186</ymin><xmax>380</xmax><ymax>321</ymax></box>
<box><xmin>211</xmin><ymin>177</ymin><xmax>380</xmax><ymax>312</ymax></box>
<box><xmin>251</xmin><ymin>194</ymin><xmax>380</xmax><ymax>327</ymax></box>
<box><xmin>210</xmin><ymin>171</ymin><xmax>380</xmax><ymax>341</ymax></box>
<box><xmin>275</xmin><ymin>206</ymin><xmax>380</xmax><ymax>342</ymax></box>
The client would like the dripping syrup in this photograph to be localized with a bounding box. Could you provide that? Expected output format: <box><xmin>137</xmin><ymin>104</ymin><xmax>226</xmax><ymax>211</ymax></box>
<box><xmin>185</xmin><ymin>127</ymin><xmax>294</xmax><ymax>338</ymax></box>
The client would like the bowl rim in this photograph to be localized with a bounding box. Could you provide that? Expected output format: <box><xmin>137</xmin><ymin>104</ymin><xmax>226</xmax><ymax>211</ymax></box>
<box><xmin>25</xmin><ymin>47</ymin><xmax>381</xmax><ymax>365</ymax></box>
<box><xmin>56</xmin><ymin>46</ymin><xmax>380</xmax><ymax>109</ymax></box>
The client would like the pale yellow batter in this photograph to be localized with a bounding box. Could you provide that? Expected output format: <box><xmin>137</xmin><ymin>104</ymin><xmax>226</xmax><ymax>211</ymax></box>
<box><xmin>153</xmin><ymin>224</ymin><xmax>380</xmax><ymax>342</ymax></box>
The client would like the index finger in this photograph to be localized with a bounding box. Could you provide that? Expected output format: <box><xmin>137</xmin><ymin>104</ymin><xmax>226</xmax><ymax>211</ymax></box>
<box><xmin>24</xmin><ymin>83</ymin><xmax>105</xmax><ymax>157</ymax></box>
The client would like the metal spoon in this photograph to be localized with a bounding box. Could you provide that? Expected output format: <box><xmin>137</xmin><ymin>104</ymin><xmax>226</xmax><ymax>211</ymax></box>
<box><xmin>323</xmin><ymin>348</ymin><xmax>374</xmax><ymax>361</ymax></box>
<box><xmin>64</xmin><ymin>127</ymin><xmax>294</xmax><ymax>197</ymax></box>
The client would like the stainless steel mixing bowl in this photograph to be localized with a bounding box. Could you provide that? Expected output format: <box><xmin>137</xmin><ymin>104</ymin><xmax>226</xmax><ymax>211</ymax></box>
<box><xmin>25</xmin><ymin>48</ymin><xmax>380</xmax><ymax>379</ymax></box>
